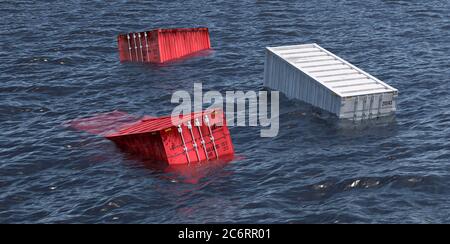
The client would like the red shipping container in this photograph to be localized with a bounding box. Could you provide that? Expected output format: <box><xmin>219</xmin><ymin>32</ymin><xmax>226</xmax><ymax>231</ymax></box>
<box><xmin>105</xmin><ymin>109</ymin><xmax>234</xmax><ymax>165</ymax></box>
<box><xmin>117</xmin><ymin>27</ymin><xmax>211</xmax><ymax>63</ymax></box>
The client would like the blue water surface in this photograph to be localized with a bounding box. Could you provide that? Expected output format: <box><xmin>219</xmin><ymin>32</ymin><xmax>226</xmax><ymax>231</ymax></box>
<box><xmin>0</xmin><ymin>0</ymin><xmax>449</xmax><ymax>223</ymax></box>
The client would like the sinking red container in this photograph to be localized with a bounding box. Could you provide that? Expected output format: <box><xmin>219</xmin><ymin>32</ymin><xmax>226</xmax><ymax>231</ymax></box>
<box><xmin>105</xmin><ymin>110</ymin><xmax>234</xmax><ymax>165</ymax></box>
<box><xmin>117</xmin><ymin>27</ymin><xmax>211</xmax><ymax>63</ymax></box>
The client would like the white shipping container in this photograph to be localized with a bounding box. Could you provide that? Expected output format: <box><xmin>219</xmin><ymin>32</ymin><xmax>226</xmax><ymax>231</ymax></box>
<box><xmin>264</xmin><ymin>43</ymin><xmax>398</xmax><ymax>121</ymax></box>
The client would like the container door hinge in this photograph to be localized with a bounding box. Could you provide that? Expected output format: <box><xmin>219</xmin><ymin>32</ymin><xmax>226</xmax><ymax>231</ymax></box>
<box><xmin>127</xmin><ymin>34</ymin><xmax>132</xmax><ymax>61</ymax></box>
<box><xmin>204</xmin><ymin>114</ymin><xmax>219</xmax><ymax>160</ymax></box>
<box><xmin>133</xmin><ymin>33</ymin><xmax>139</xmax><ymax>62</ymax></box>
<box><xmin>353</xmin><ymin>97</ymin><xmax>359</xmax><ymax>122</ymax></box>
<box><xmin>195</xmin><ymin>118</ymin><xmax>209</xmax><ymax>161</ymax></box>
<box><xmin>361</xmin><ymin>96</ymin><xmax>367</xmax><ymax>121</ymax></box>
<box><xmin>377</xmin><ymin>94</ymin><xmax>383</xmax><ymax>119</ymax></box>
<box><xmin>144</xmin><ymin>32</ymin><xmax>149</xmax><ymax>61</ymax></box>
<box><xmin>138</xmin><ymin>33</ymin><xmax>144</xmax><ymax>62</ymax></box>
<box><xmin>368</xmin><ymin>95</ymin><xmax>374</xmax><ymax>120</ymax></box>
<box><xmin>186</xmin><ymin>121</ymin><xmax>200</xmax><ymax>163</ymax></box>
<box><xmin>177</xmin><ymin>125</ymin><xmax>191</xmax><ymax>164</ymax></box>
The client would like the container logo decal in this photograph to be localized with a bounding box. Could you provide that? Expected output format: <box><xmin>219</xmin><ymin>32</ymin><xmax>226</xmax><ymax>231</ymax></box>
<box><xmin>171</xmin><ymin>83</ymin><xmax>280</xmax><ymax>138</ymax></box>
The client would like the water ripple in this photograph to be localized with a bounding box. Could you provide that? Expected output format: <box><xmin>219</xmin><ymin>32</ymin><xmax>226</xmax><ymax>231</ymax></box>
<box><xmin>1</xmin><ymin>0</ymin><xmax>450</xmax><ymax>223</ymax></box>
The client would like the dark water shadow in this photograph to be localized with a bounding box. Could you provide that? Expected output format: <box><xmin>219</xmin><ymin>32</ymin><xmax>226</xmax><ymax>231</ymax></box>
<box><xmin>277</xmin><ymin>93</ymin><xmax>399</xmax><ymax>140</ymax></box>
<box><xmin>122</xmin><ymin>153</ymin><xmax>235</xmax><ymax>184</ymax></box>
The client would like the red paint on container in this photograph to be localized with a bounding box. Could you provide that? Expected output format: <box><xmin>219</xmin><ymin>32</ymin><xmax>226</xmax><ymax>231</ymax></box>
<box><xmin>117</xmin><ymin>28</ymin><xmax>211</xmax><ymax>63</ymax></box>
<box><xmin>66</xmin><ymin>111</ymin><xmax>141</xmax><ymax>136</ymax></box>
<box><xmin>105</xmin><ymin>109</ymin><xmax>234</xmax><ymax>165</ymax></box>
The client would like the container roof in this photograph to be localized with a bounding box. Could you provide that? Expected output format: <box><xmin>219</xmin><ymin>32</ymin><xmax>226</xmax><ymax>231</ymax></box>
<box><xmin>267</xmin><ymin>43</ymin><xmax>397</xmax><ymax>97</ymax></box>
<box><xmin>105</xmin><ymin>110</ymin><xmax>222</xmax><ymax>138</ymax></box>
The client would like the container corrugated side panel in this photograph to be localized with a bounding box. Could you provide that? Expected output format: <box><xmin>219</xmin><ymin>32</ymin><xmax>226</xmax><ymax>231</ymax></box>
<box><xmin>158</xmin><ymin>28</ymin><xmax>211</xmax><ymax>63</ymax></box>
<box><xmin>264</xmin><ymin>49</ymin><xmax>341</xmax><ymax>116</ymax></box>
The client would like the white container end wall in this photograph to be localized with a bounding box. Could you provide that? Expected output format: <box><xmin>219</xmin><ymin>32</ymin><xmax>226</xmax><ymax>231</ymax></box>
<box><xmin>264</xmin><ymin>43</ymin><xmax>398</xmax><ymax>121</ymax></box>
